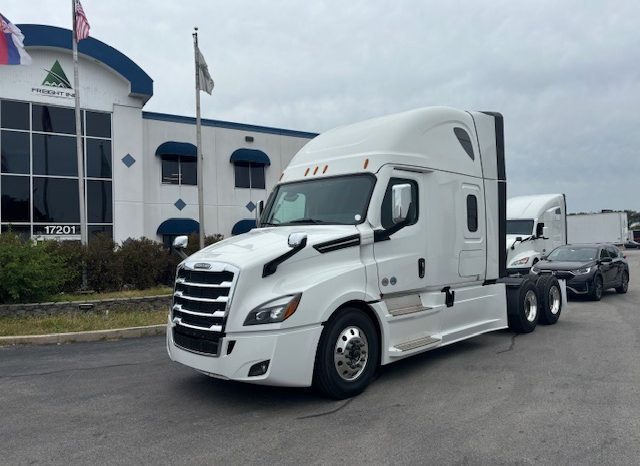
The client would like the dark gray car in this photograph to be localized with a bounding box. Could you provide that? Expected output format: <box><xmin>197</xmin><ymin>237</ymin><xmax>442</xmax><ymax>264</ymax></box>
<box><xmin>531</xmin><ymin>244</ymin><xmax>630</xmax><ymax>300</ymax></box>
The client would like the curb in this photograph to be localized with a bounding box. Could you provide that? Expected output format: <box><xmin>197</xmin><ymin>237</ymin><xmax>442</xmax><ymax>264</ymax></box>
<box><xmin>0</xmin><ymin>324</ymin><xmax>166</xmax><ymax>347</ymax></box>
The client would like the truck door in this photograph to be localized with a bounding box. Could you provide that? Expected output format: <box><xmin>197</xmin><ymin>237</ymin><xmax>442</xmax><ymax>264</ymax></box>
<box><xmin>373</xmin><ymin>173</ymin><xmax>427</xmax><ymax>295</ymax></box>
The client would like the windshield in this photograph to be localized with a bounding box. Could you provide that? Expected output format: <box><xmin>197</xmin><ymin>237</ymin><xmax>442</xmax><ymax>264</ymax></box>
<box><xmin>506</xmin><ymin>219</ymin><xmax>534</xmax><ymax>236</ymax></box>
<box><xmin>262</xmin><ymin>174</ymin><xmax>376</xmax><ymax>226</ymax></box>
<box><xmin>547</xmin><ymin>246</ymin><xmax>598</xmax><ymax>262</ymax></box>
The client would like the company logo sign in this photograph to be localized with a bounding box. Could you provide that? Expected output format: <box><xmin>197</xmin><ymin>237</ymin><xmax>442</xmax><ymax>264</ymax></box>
<box><xmin>193</xmin><ymin>263</ymin><xmax>212</xmax><ymax>270</ymax></box>
<box><xmin>32</xmin><ymin>60</ymin><xmax>75</xmax><ymax>99</ymax></box>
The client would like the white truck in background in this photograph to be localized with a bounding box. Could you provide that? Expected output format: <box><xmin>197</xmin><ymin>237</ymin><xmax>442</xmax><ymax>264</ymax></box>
<box><xmin>168</xmin><ymin>107</ymin><xmax>565</xmax><ymax>399</ymax></box>
<box><xmin>567</xmin><ymin>211</ymin><xmax>629</xmax><ymax>245</ymax></box>
<box><xmin>506</xmin><ymin>194</ymin><xmax>567</xmax><ymax>274</ymax></box>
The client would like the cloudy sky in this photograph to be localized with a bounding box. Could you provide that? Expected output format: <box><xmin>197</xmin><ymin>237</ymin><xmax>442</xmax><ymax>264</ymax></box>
<box><xmin>5</xmin><ymin>0</ymin><xmax>639</xmax><ymax>213</ymax></box>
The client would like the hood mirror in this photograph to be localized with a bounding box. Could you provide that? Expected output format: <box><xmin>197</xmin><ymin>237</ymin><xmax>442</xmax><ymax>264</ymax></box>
<box><xmin>172</xmin><ymin>235</ymin><xmax>188</xmax><ymax>259</ymax></box>
<box><xmin>288</xmin><ymin>232</ymin><xmax>307</xmax><ymax>249</ymax></box>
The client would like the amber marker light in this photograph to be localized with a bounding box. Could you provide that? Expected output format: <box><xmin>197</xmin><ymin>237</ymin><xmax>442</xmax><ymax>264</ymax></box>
<box><xmin>323</xmin><ymin>165</ymin><xmax>328</xmax><ymax>174</ymax></box>
<box><xmin>304</xmin><ymin>168</ymin><xmax>310</xmax><ymax>176</ymax></box>
<box><xmin>313</xmin><ymin>166</ymin><xmax>319</xmax><ymax>175</ymax></box>
<box><xmin>364</xmin><ymin>159</ymin><xmax>369</xmax><ymax>169</ymax></box>
<box><xmin>279</xmin><ymin>173</ymin><xmax>284</xmax><ymax>180</ymax></box>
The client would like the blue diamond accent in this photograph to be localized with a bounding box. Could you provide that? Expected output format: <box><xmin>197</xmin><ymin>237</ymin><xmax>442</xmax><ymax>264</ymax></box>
<box><xmin>246</xmin><ymin>201</ymin><xmax>256</xmax><ymax>213</ymax></box>
<box><xmin>121</xmin><ymin>153</ymin><xmax>136</xmax><ymax>168</ymax></box>
<box><xmin>174</xmin><ymin>199</ymin><xmax>186</xmax><ymax>211</ymax></box>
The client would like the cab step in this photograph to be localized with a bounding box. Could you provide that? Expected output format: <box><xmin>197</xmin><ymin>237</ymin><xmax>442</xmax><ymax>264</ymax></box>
<box><xmin>390</xmin><ymin>336</ymin><xmax>441</xmax><ymax>355</ymax></box>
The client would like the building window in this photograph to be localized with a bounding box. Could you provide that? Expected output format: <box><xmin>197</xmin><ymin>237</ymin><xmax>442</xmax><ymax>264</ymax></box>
<box><xmin>161</xmin><ymin>155</ymin><xmax>197</xmax><ymax>185</ymax></box>
<box><xmin>0</xmin><ymin>99</ymin><xmax>113</xmax><ymax>240</ymax></box>
<box><xmin>467</xmin><ymin>194</ymin><xmax>478</xmax><ymax>232</ymax></box>
<box><xmin>234</xmin><ymin>162</ymin><xmax>265</xmax><ymax>189</ymax></box>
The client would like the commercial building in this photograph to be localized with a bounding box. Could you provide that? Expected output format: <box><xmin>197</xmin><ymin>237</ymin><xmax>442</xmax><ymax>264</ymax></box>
<box><xmin>0</xmin><ymin>24</ymin><xmax>317</xmax><ymax>244</ymax></box>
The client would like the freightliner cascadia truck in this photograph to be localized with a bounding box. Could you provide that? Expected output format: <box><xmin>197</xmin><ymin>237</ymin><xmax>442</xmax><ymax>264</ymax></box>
<box><xmin>506</xmin><ymin>194</ymin><xmax>567</xmax><ymax>274</ymax></box>
<box><xmin>167</xmin><ymin>107</ymin><xmax>565</xmax><ymax>399</ymax></box>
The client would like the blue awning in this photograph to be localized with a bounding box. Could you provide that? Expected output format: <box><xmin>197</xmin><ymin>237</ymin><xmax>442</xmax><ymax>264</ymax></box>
<box><xmin>230</xmin><ymin>149</ymin><xmax>271</xmax><ymax>166</ymax></box>
<box><xmin>231</xmin><ymin>219</ymin><xmax>256</xmax><ymax>236</ymax></box>
<box><xmin>155</xmin><ymin>141</ymin><xmax>197</xmax><ymax>158</ymax></box>
<box><xmin>157</xmin><ymin>218</ymin><xmax>199</xmax><ymax>236</ymax></box>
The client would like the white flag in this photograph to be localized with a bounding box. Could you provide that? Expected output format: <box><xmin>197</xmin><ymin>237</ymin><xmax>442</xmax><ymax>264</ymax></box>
<box><xmin>196</xmin><ymin>45</ymin><xmax>214</xmax><ymax>94</ymax></box>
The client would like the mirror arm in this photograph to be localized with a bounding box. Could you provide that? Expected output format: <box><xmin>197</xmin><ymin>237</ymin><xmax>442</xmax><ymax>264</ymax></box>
<box><xmin>374</xmin><ymin>202</ymin><xmax>414</xmax><ymax>242</ymax></box>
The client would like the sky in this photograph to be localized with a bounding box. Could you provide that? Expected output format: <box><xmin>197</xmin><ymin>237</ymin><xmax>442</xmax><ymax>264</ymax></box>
<box><xmin>4</xmin><ymin>0</ymin><xmax>640</xmax><ymax>213</ymax></box>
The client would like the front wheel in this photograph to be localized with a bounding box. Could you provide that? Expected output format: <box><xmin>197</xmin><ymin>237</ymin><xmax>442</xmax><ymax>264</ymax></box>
<box><xmin>616</xmin><ymin>271</ymin><xmax>629</xmax><ymax>294</ymax></box>
<box><xmin>314</xmin><ymin>308</ymin><xmax>379</xmax><ymax>399</ymax></box>
<box><xmin>590</xmin><ymin>275</ymin><xmax>603</xmax><ymax>301</ymax></box>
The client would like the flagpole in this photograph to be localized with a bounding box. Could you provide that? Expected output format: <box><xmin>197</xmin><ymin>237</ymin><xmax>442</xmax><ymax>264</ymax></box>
<box><xmin>72</xmin><ymin>0</ymin><xmax>88</xmax><ymax>288</ymax></box>
<box><xmin>193</xmin><ymin>27</ymin><xmax>205</xmax><ymax>250</ymax></box>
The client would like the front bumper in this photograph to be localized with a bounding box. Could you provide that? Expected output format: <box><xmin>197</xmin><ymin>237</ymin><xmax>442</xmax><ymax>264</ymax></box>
<box><xmin>167</xmin><ymin>318</ymin><xmax>323</xmax><ymax>387</ymax></box>
<box><xmin>565</xmin><ymin>275</ymin><xmax>592</xmax><ymax>295</ymax></box>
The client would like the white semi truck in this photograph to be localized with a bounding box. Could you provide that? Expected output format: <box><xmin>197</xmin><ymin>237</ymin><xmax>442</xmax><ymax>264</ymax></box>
<box><xmin>567</xmin><ymin>211</ymin><xmax>629</xmax><ymax>245</ymax></box>
<box><xmin>506</xmin><ymin>194</ymin><xmax>567</xmax><ymax>274</ymax></box>
<box><xmin>167</xmin><ymin>107</ymin><xmax>564</xmax><ymax>398</ymax></box>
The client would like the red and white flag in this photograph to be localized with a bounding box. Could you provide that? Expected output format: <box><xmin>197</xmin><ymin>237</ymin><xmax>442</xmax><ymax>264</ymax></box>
<box><xmin>74</xmin><ymin>0</ymin><xmax>90</xmax><ymax>41</ymax></box>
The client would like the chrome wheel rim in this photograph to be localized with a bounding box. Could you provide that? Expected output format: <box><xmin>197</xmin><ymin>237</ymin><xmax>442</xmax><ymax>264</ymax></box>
<box><xmin>524</xmin><ymin>290</ymin><xmax>538</xmax><ymax>322</ymax></box>
<box><xmin>334</xmin><ymin>326</ymin><xmax>369</xmax><ymax>381</ymax></box>
<box><xmin>549</xmin><ymin>286</ymin><xmax>561</xmax><ymax>315</ymax></box>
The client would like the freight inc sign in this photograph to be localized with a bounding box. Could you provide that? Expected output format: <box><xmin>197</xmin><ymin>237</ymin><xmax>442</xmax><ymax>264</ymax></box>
<box><xmin>32</xmin><ymin>60</ymin><xmax>75</xmax><ymax>99</ymax></box>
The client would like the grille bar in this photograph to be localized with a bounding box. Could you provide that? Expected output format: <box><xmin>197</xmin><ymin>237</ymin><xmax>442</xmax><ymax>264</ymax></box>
<box><xmin>171</xmin><ymin>263</ymin><xmax>238</xmax><ymax>356</ymax></box>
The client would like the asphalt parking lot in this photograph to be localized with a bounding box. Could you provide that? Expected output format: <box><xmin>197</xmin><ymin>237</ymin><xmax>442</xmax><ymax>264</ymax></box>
<box><xmin>1</xmin><ymin>251</ymin><xmax>639</xmax><ymax>466</ymax></box>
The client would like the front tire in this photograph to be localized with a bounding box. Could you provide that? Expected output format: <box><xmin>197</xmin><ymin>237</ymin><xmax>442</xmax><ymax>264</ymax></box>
<box><xmin>507</xmin><ymin>279</ymin><xmax>539</xmax><ymax>333</ymax></box>
<box><xmin>590</xmin><ymin>274</ymin><xmax>603</xmax><ymax>301</ymax></box>
<box><xmin>314</xmin><ymin>308</ymin><xmax>379</xmax><ymax>399</ymax></box>
<box><xmin>537</xmin><ymin>275</ymin><xmax>562</xmax><ymax>325</ymax></box>
<box><xmin>616</xmin><ymin>271</ymin><xmax>629</xmax><ymax>294</ymax></box>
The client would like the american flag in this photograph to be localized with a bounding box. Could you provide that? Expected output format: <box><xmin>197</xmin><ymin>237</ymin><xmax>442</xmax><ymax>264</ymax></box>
<box><xmin>74</xmin><ymin>0</ymin><xmax>90</xmax><ymax>41</ymax></box>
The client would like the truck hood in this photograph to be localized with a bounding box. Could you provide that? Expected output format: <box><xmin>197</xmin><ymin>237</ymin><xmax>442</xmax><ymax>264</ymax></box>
<box><xmin>184</xmin><ymin>225</ymin><xmax>360</xmax><ymax>269</ymax></box>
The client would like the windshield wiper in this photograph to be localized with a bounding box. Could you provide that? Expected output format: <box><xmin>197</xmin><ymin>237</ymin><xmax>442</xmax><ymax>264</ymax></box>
<box><xmin>286</xmin><ymin>218</ymin><xmax>328</xmax><ymax>225</ymax></box>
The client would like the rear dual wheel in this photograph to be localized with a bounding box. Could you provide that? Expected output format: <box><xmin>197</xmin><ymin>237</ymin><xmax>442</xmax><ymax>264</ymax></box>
<box><xmin>536</xmin><ymin>275</ymin><xmax>562</xmax><ymax>325</ymax></box>
<box><xmin>507</xmin><ymin>279</ymin><xmax>539</xmax><ymax>333</ymax></box>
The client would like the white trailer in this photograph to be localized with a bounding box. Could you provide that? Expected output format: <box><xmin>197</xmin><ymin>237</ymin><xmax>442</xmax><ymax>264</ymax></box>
<box><xmin>567</xmin><ymin>212</ymin><xmax>628</xmax><ymax>245</ymax></box>
<box><xmin>506</xmin><ymin>194</ymin><xmax>567</xmax><ymax>274</ymax></box>
<box><xmin>167</xmin><ymin>107</ymin><xmax>565</xmax><ymax>398</ymax></box>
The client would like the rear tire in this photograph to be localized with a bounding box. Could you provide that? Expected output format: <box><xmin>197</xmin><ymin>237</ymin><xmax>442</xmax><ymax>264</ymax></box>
<box><xmin>507</xmin><ymin>279</ymin><xmax>539</xmax><ymax>333</ymax></box>
<box><xmin>590</xmin><ymin>274</ymin><xmax>603</xmax><ymax>301</ymax></box>
<box><xmin>537</xmin><ymin>275</ymin><xmax>562</xmax><ymax>325</ymax></box>
<box><xmin>314</xmin><ymin>308</ymin><xmax>379</xmax><ymax>399</ymax></box>
<box><xmin>616</xmin><ymin>271</ymin><xmax>629</xmax><ymax>294</ymax></box>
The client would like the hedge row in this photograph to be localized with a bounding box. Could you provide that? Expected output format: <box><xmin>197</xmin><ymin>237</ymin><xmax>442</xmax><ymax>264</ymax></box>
<box><xmin>0</xmin><ymin>233</ymin><xmax>223</xmax><ymax>304</ymax></box>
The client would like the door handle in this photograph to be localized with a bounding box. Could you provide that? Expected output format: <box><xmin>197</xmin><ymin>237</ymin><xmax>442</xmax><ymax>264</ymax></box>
<box><xmin>418</xmin><ymin>258</ymin><xmax>425</xmax><ymax>278</ymax></box>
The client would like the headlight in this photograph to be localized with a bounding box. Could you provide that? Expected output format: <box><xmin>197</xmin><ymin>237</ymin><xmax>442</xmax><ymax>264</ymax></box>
<box><xmin>512</xmin><ymin>256</ymin><xmax>530</xmax><ymax>266</ymax></box>
<box><xmin>244</xmin><ymin>294</ymin><xmax>302</xmax><ymax>326</ymax></box>
<box><xmin>573</xmin><ymin>266</ymin><xmax>592</xmax><ymax>275</ymax></box>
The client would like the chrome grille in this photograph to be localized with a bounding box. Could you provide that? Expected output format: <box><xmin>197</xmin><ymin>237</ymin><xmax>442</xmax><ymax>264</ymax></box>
<box><xmin>171</xmin><ymin>263</ymin><xmax>238</xmax><ymax>356</ymax></box>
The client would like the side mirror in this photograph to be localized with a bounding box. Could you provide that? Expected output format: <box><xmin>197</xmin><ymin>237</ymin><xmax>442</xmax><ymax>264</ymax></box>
<box><xmin>515</xmin><ymin>236</ymin><xmax>523</xmax><ymax>242</ymax></box>
<box><xmin>536</xmin><ymin>222</ymin><xmax>545</xmax><ymax>238</ymax></box>
<box><xmin>288</xmin><ymin>232</ymin><xmax>307</xmax><ymax>249</ymax></box>
<box><xmin>542</xmin><ymin>226</ymin><xmax>549</xmax><ymax>238</ymax></box>
<box><xmin>392</xmin><ymin>184</ymin><xmax>412</xmax><ymax>224</ymax></box>
<box><xmin>173</xmin><ymin>235</ymin><xmax>188</xmax><ymax>249</ymax></box>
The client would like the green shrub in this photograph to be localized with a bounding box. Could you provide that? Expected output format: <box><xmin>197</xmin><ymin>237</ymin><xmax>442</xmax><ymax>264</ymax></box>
<box><xmin>0</xmin><ymin>233</ymin><xmax>69</xmax><ymax>304</ymax></box>
<box><xmin>85</xmin><ymin>234</ymin><xmax>122</xmax><ymax>292</ymax></box>
<box><xmin>118</xmin><ymin>237</ymin><xmax>171</xmax><ymax>289</ymax></box>
<box><xmin>44</xmin><ymin>240</ymin><xmax>84</xmax><ymax>292</ymax></box>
